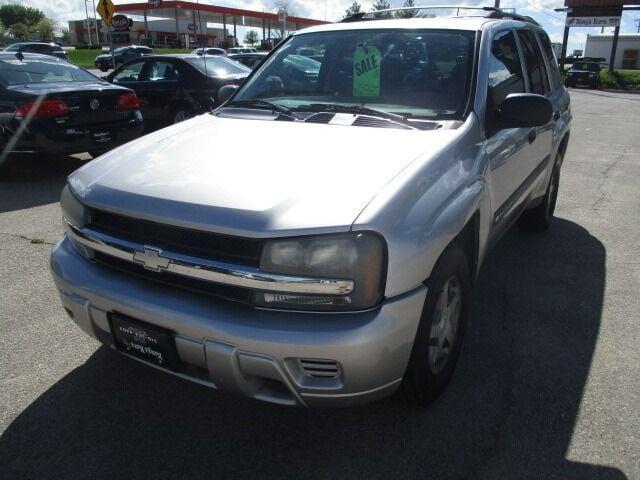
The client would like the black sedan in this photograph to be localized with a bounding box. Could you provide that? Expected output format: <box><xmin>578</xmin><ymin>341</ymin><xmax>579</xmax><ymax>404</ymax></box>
<box><xmin>0</xmin><ymin>53</ymin><xmax>143</xmax><ymax>173</ymax></box>
<box><xmin>228</xmin><ymin>52</ymin><xmax>267</xmax><ymax>69</ymax></box>
<box><xmin>106</xmin><ymin>54</ymin><xmax>250</xmax><ymax>130</ymax></box>
<box><xmin>565</xmin><ymin>61</ymin><xmax>602</xmax><ymax>89</ymax></box>
<box><xmin>3</xmin><ymin>42</ymin><xmax>68</xmax><ymax>60</ymax></box>
<box><xmin>95</xmin><ymin>45</ymin><xmax>154</xmax><ymax>72</ymax></box>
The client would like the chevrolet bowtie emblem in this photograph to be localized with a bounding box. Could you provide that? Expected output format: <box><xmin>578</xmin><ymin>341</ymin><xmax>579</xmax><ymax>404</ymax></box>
<box><xmin>133</xmin><ymin>247</ymin><xmax>170</xmax><ymax>271</ymax></box>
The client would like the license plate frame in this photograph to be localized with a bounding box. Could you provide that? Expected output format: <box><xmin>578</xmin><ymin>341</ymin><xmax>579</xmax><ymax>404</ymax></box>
<box><xmin>109</xmin><ymin>313</ymin><xmax>181</xmax><ymax>371</ymax></box>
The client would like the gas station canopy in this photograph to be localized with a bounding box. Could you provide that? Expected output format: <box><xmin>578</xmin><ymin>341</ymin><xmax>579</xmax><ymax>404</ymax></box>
<box><xmin>115</xmin><ymin>1</ymin><xmax>327</xmax><ymax>31</ymax></box>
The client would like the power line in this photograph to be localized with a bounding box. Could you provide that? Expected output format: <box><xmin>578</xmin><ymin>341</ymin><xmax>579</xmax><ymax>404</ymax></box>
<box><xmin>525</xmin><ymin>0</ymin><xmax>565</xmax><ymax>21</ymax></box>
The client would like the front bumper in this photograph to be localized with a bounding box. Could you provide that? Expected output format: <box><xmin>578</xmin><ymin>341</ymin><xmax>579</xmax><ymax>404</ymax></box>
<box><xmin>50</xmin><ymin>237</ymin><xmax>427</xmax><ymax>407</ymax></box>
<box><xmin>7</xmin><ymin>113</ymin><xmax>143</xmax><ymax>155</ymax></box>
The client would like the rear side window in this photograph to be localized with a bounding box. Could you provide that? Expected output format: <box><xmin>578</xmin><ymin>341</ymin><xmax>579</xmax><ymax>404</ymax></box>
<box><xmin>517</xmin><ymin>30</ymin><xmax>549</xmax><ymax>95</ymax></box>
<box><xmin>537</xmin><ymin>33</ymin><xmax>561</xmax><ymax>91</ymax></box>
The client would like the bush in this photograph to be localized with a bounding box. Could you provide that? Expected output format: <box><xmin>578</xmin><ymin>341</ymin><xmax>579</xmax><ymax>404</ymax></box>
<box><xmin>600</xmin><ymin>69</ymin><xmax>640</xmax><ymax>90</ymax></box>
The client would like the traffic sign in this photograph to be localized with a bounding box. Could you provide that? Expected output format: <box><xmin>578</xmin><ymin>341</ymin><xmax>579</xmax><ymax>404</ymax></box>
<box><xmin>97</xmin><ymin>0</ymin><xmax>116</xmax><ymax>26</ymax></box>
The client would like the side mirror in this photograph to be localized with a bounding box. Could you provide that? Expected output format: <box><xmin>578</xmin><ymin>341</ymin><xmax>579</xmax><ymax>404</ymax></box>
<box><xmin>498</xmin><ymin>93</ymin><xmax>553</xmax><ymax>128</ymax></box>
<box><xmin>218</xmin><ymin>84</ymin><xmax>238</xmax><ymax>104</ymax></box>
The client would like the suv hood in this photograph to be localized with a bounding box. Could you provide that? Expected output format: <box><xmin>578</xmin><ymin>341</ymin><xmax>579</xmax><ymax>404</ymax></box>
<box><xmin>69</xmin><ymin>113</ymin><xmax>458</xmax><ymax>237</ymax></box>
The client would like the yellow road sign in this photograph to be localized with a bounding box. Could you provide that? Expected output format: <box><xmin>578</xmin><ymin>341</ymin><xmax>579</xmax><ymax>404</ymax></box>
<box><xmin>96</xmin><ymin>0</ymin><xmax>116</xmax><ymax>26</ymax></box>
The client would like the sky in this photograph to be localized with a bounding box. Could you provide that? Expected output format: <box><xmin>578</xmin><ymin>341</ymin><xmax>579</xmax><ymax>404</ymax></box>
<box><xmin>1</xmin><ymin>0</ymin><xmax>638</xmax><ymax>52</ymax></box>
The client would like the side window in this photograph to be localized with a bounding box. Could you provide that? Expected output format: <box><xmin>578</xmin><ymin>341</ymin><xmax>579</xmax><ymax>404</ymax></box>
<box><xmin>537</xmin><ymin>32</ymin><xmax>562</xmax><ymax>91</ymax></box>
<box><xmin>141</xmin><ymin>61</ymin><xmax>180</xmax><ymax>81</ymax></box>
<box><xmin>112</xmin><ymin>61</ymin><xmax>145</xmax><ymax>83</ymax></box>
<box><xmin>487</xmin><ymin>31</ymin><xmax>525</xmax><ymax>133</ymax></box>
<box><xmin>517</xmin><ymin>30</ymin><xmax>549</xmax><ymax>95</ymax></box>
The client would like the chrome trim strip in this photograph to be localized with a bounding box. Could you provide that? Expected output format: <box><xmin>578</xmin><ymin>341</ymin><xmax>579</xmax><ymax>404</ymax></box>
<box><xmin>63</xmin><ymin>219</ymin><xmax>354</xmax><ymax>296</ymax></box>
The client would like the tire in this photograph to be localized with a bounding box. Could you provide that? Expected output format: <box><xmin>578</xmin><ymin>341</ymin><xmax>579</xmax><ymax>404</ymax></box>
<box><xmin>172</xmin><ymin>109</ymin><xmax>192</xmax><ymax>124</ymax></box>
<box><xmin>99</xmin><ymin>65</ymin><xmax>108</xmax><ymax>72</ymax></box>
<box><xmin>518</xmin><ymin>156</ymin><xmax>561</xmax><ymax>233</ymax></box>
<box><xmin>401</xmin><ymin>244</ymin><xmax>471</xmax><ymax>406</ymax></box>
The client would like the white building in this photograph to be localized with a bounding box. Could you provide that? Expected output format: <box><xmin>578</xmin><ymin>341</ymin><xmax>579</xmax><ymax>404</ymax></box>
<box><xmin>584</xmin><ymin>34</ymin><xmax>640</xmax><ymax>70</ymax></box>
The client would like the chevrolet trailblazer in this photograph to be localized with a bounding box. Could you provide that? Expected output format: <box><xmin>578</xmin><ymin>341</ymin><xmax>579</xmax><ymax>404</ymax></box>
<box><xmin>51</xmin><ymin>7</ymin><xmax>571</xmax><ymax>407</ymax></box>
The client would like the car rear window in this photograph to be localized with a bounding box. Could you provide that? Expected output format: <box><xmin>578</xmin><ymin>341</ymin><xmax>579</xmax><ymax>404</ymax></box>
<box><xmin>0</xmin><ymin>58</ymin><xmax>96</xmax><ymax>85</ymax></box>
<box><xmin>185</xmin><ymin>56</ymin><xmax>250</xmax><ymax>76</ymax></box>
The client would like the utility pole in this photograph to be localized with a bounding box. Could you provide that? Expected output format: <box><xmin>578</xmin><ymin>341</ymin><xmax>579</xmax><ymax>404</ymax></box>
<box><xmin>494</xmin><ymin>0</ymin><xmax>500</xmax><ymax>9</ymax></box>
<box><xmin>91</xmin><ymin>0</ymin><xmax>99</xmax><ymax>45</ymax></box>
<box><xmin>84</xmin><ymin>0</ymin><xmax>93</xmax><ymax>47</ymax></box>
<box><xmin>635</xmin><ymin>18</ymin><xmax>640</xmax><ymax>33</ymax></box>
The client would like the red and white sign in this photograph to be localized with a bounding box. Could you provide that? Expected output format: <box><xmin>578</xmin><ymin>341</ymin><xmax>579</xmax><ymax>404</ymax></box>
<box><xmin>111</xmin><ymin>14</ymin><xmax>130</xmax><ymax>31</ymax></box>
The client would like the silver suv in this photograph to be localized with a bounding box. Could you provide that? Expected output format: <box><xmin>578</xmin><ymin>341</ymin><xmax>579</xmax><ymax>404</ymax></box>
<box><xmin>51</xmin><ymin>8</ymin><xmax>571</xmax><ymax>408</ymax></box>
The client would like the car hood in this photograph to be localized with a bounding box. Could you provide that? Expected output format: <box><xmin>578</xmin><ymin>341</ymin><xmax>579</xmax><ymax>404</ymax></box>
<box><xmin>69</xmin><ymin>113</ymin><xmax>459</xmax><ymax>237</ymax></box>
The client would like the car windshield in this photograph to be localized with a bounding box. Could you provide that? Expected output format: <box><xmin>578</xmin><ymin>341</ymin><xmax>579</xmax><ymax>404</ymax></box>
<box><xmin>0</xmin><ymin>58</ymin><xmax>97</xmax><ymax>85</ymax></box>
<box><xmin>234</xmin><ymin>29</ymin><xmax>475</xmax><ymax>119</ymax></box>
<box><xmin>573</xmin><ymin>62</ymin><xmax>600</xmax><ymax>72</ymax></box>
<box><xmin>185</xmin><ymin>56</ymin><xmax>250</xmax><ymax>76</ymax></box>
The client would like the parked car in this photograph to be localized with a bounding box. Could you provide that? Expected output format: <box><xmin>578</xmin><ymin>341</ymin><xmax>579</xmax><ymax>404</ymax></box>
<box><xmin>0</xmin><ymin>52</ymin><xmax>143</xmax><ymax>175</ymax></box>
<box><xmin>3</xmin><ymin>42</ymin><xmax>68</xmax><ymax>60</ymax></box>
<box><xmin>192</xmin><ymin>47</ymin><xmax>227</xmax><ymax>56</ymax></box>
<box><xmin>51</xmin><ymin>9</ymin><xmax>571</xmax><ymax>408</ymax></box>
<box><xmin>565</xmin><ymin>61</ymin><xmax>601</xmax><ymax>89</ymax></box>
<box><xmin>105</xmin><ymin>54</ymin><xmax>250</xmax><ymax>130</ymax></box>
<box><xmin>227</xmin><ymin>47</ymin><xmax>257</xmax><ymax>54</ymax></box>
<box><xmin>228</xmin><ymin>52</ymin><xmax>267</xmax><ymax>69</ymax></box>
<box><xmin>94</xmin><ymin>46</ymin><xmax>154</xmax><ymax>72</ymax></box>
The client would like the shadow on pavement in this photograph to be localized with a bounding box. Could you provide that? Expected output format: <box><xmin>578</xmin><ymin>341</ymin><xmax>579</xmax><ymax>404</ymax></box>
<box><xmin>0</xmin><ymin>219</ymin><xmax>626</xmax><ymax>479</ymax></box>
<box><xmin>0</xmin><ymin>156</ymin><xmax>85</xmax><ymax>213</ymax></box>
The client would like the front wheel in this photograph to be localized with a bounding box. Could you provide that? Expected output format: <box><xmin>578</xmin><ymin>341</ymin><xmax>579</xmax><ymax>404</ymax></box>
<box><xmin>99</xmin><ymin>65</ymin><xmax>108</xmax><ymax>72</ymax></box>
<box><xmin>401</xmin><ymin>244</ymin><xmax>471</xmax><ymax>406</ymax></box>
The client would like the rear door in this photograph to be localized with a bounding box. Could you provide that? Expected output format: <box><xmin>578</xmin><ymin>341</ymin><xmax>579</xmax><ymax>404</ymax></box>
<box><xmin>134</xmin><ymin>59</ymin><xmax>181</xmax><ymax>128</ymax></box>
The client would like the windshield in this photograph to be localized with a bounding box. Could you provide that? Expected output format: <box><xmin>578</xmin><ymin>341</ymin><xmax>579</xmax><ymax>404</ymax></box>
<box><xmin>573</xmin><ymin>62</ymin><xmax>600</xmax><ymax>72</ymax></box>
<box><xmin>185</xmin><ymin>56</ymin><xmax>250</xmax><ymax>77</ymax></box>
<box><xmin>0</xmin><ymin>57</ymin><xmax>97</xmax><ymax>85</ymax></box>
<box><xmin>234</xmin><ymin>29</ymin><xmax>475</xmax><ymax>119</ymax></box>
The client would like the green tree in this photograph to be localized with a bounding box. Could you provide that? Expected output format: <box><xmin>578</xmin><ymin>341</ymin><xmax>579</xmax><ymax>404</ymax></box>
<box><xmin>35</xmin><ymin>18</ymin><xmax>55</xmax><ymax>41</ymax></box>
<box><xmin>345</xmin><ymin>1</ymin><xmax>362</xmax><ymax>18</ymax></box>
<box><xmin>8</xmin><ymin>22</ymin><xmax>30</xmax><ymax>41</ymax></box>
<box><xmin>395</xmin><ymin>0</ymin><xmax>420</xmax><ymax>18</ymax></box>
<box><xmin>58</xmin><ymin>27</ymin><xmax>70</xmax><ymax>44</ymax></box>
<box><xmin>0</xmin><ymin>5</ymin><xmax>44</xmax><ymax>28</ymax></box>
<box><xmin>0</xmin><ymin>19</ymin><xmax>5</xmax><ymax>38</ymax></box>
<box><xmin>371</xmin><ymin>0</ymin><xmax>391</xmax><ymax>18</ymax></box>
<box><xmin>244</xmin><ymin>29</ymin><xmax>259</xmax><ymax>46</ymax></box>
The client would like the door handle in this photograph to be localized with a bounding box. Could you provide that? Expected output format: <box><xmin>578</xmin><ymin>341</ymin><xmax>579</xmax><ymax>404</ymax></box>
<box><xmin>528</xmin><ymin>129</ymin><xmax>537</xmax><ymax>144</ymax></box>
<box><xmin>553</xmin><ymin>111</ymin><xmax>560</xmax><ymax>121</ymax></box>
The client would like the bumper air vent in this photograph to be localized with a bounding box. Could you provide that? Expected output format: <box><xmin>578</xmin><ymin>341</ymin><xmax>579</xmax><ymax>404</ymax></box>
<box><xmin>299</xmin><ymin>359</ymin><xmax>340</xmax><ymax>378</ymax></box>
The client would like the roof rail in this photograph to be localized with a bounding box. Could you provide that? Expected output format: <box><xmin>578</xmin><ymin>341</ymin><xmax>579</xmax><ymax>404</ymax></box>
<box><xmin>341</xmin><ymin>5</ymin><xmax>540</xmax><ymax>26</ymax></box>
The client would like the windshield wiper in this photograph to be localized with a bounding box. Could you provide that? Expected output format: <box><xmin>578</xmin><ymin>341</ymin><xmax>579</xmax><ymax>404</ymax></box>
<box><xmin>224</xmin><ymin>99</ymin><xmax>299</xmax><ymax>120</ymax></box>
<box><xmin>298</xmin><ymin>103</ymin><xmax>418</xmax><ymax>129</ymax></box>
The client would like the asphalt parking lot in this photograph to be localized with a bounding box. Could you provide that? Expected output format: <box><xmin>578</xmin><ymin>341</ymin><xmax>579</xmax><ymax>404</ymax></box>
<box><xmin>1</xmin><ymin>89</ymin><xmax>639</xmax><ymax>479</ymax></box>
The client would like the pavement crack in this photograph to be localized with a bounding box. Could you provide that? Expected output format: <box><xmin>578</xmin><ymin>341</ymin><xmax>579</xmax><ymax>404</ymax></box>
<box><xmin>591</xmin><ymin>147</ymin><xmax>627</xmax><ymax>212</ymax></box>
<box><xmin>0</xmin><ymin>231</ymin><xmax>54</xmax><ymax>246</ymax></box>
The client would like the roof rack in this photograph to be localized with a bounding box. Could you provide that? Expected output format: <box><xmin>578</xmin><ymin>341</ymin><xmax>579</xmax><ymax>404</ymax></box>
<box><xmin>341</xmin><ymin>5</ymin><xmax>539</xmax><ymax>26</ymax></box>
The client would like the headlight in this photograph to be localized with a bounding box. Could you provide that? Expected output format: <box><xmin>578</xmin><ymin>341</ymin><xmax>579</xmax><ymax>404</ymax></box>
<box><xmin>60</xmin><ymin>185</ymin><xmax>89</xmax><ymax>227</ymax></box>
<box><xmin>256</xmin><ymin>232</ymin><xmax>386</xmax><ymax>311</ymax></box>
